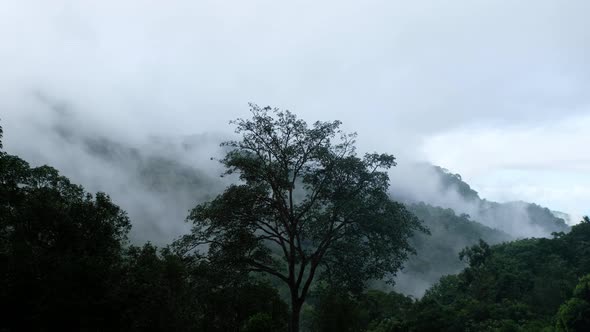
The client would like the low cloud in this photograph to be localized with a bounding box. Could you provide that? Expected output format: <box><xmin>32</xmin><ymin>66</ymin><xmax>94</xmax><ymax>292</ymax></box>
<box><xmin>1</xmin><ymin>0</ymin><xmax>588</xmax><ymax>242</ymax></box>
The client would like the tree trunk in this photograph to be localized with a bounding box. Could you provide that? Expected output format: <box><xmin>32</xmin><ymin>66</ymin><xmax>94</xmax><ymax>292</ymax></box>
<box><xmin>289</xmin><ymin>301</ymin><xmax>302</xmax><ymax>332</ymax></box>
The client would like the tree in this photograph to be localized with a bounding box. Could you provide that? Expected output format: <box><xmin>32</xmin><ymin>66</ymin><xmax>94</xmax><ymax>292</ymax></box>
<box><xmin>114</xmin><ymin>243</ymin><xmax>201</xmax><ymax>332</ymax></box>
<box><xmin>556</xmin><ymin>274</ymin><xmax>590</xmax><ymax>331</ymax></box>
<box><xmin>310</xmin><ymin>288</ymin><xmax>413</xmax><ymax>332</ymax></box>
<box><xmin>177</xmin><ymin>105</ymin><xmax>425</xmax><ymax>331</ymax></box>
<box><xmin>0</xmin><ymin>150</ymin><xmax>131</xmax><ymax>330</ymax></box>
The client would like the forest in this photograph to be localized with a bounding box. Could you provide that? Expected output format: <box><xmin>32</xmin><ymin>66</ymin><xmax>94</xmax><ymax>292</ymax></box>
<box><xmin>1</xmin><ymin>108</ymin><xmax>589</xmax><ymax>332</ymax></box>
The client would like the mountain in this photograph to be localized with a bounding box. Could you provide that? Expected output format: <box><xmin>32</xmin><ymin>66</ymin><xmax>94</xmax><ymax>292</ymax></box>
<box><xmin>392</xmin><ymin>164</ymin><xmax>569</xmax><ymax>238</ymax></box>
<box><xmin>392</xmin><ymin>203</ymin><xmax>512</xmax><ymax>296</ymax></box>
<box><xmin>82</xmin><ymin>137</ymin><xmax>552</xmax><ymax>298</ymax></box>
<box><xmin>389</xmin><ymin>164</ymin><xmax>570</xmax><ymax>296</ymax></box>
<box><xmin>434</xmin><ymin>165</ymin><xmax>569</xmax><ymax>235</ymax></box>
<box><xmin>402</xmin><ymin>219</ymin><xmax>590</xmax><ymax>331</ymax></box>
<box><xmin>13</xmin><ymin>103</ymin><xmax>572</xmax><ymax>297</ymax></box>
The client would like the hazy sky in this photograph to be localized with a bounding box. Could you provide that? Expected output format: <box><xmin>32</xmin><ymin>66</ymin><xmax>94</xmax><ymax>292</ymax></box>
<box><xmin>1</xmin><ymin>0</ymin><xmax>589</xmax><ymax>220</ymax></box>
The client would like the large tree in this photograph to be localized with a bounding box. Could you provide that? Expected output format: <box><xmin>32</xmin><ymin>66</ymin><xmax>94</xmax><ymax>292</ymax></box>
<box><xmin>0</xmin><ymin>143</ymin><xmax>131</xmax><ymax>330</ymax></box>
<box><xmin>177</xmin><ymin>105</ymin><xmax>425</xmax><ymax>331</ymax></box>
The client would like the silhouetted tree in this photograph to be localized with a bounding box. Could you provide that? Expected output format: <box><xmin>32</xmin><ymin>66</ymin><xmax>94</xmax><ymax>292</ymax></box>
<box><xmin>0</xmin><ymin>152</ymin><xmax>130</xmax><ymax>330</ymax></box>
<box><xmin>177</xmin><ymin>105</ymin><xmax>424</xmax><ymax>331</ymax></box>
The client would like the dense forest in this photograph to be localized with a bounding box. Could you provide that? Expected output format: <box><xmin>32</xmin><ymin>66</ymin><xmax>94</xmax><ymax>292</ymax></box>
<box><xmin>1</xmin><ymin>109</ymin><xmax>588</xmax><ymax>332</ymax></box>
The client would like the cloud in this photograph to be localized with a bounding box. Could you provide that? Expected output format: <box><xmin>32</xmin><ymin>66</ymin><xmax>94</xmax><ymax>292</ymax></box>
<box><xmin>1</xmin><ymin>0</ymin><xmax>588</xmax><ymax>237</ymax></box>
<box><xmin>422</xmin><ymin>113</ymin><xmax>590</xmax><ymax>219</ymax></box>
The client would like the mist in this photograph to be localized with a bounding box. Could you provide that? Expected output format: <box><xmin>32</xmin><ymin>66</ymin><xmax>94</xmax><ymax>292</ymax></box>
<box><xmin>389</xmin><ymin>163</ymin><xmax>566</xmax><ymax>238</ymax></box>
<box><xmin>3</xmin><ymin>1</ymin><xmax>589</xmax><ymax>222</ymax></box>
<box><xmin>3</xmin><ymin>3</ymin><xmax>590</xmax><ymax>330</ymax></box>
<box><xmin>2</xmin><ymin>91</ymin><xmax>568</xmax><ymax>248</ymax></box>
<box><xmin>0</xmin><ymin>0</ymin><xmax>586</xmax><ymax>285</ymax></box>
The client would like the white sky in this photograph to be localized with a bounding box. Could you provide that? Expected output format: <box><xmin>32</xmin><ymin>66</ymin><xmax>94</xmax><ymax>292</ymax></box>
<box><xmin>1</xmin><ymin>0</ymin><xmax>588</xmax><ymax>220</ymax></box>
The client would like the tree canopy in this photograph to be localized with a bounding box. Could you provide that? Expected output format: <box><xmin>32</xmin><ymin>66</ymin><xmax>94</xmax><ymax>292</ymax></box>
<box><xmin>0</xmin><ymin>122</ymin><xmax>288</xmax><ymax>332</ymax></box>
<box><xmin>2</xmin><ymin>114</ymin><xmax>588</xmax><ymax>332</ymax></box>
<box><xmin>176</xmin><ymin>105</ymin><xmax>425</xmax><ymax>331</ymax></box>
<box><xmin>0</xmin><ymin>152</ymin><xmax>130</xmax><ymax>330</ymax></box>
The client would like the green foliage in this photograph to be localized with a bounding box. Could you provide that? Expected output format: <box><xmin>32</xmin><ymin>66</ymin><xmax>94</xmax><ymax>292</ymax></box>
<box><xmin>556</xmin><ymin>298</ymin><xmax>590</xmax><ymax>332</ymax></box>
<box><xmin>195</xmin><ymin>271</ymin><xmax>289</xmax><ymax>332</ymax></box>
<box><xmin>177</xmin><ymin>105</ymin><xmax>425</xmax><ymax>330</ymax></box>
<box><xmin>1</xmin><ymin>117</ymin><xmax>587</xmax><ymax>332</ymax></box>
<box><xmin>459</xmin><ymin>239</ymin><xmax>492</xmax><ymax>268</ymax></box>
<box><xmin>555</xmin><ymin>274</ymin><xmax>590</xmax><ymax>331</ymax></box>
<box><xmin>401</xmin><ymin>219</ymin><xmax>590</xmax><ymax>331</ymax></box>
<box><xmin>572</xmin><ymin>275</ymin><xmax>590</xmax><ymax>299</ymax></box>
<box><xmin>114</xmin><ymin>244</ymin><xmax>201</xmax><ymax>331</ymax></box>
<box><xmin>311</xmin><ymin>289</ymin><xmax>364</xmax><ymax>332</ymax></box>
<box><xmin>243</xmin><ymin>313</ymin><xmax>279</xmax><ymax>332</ymax></box>
<box><xmin>309</xmin><ymin>287</ymin><xmax>413</xmax><ymax>332</ymax></box>
<box><xmin>399</xmin><ymin>203</ymin><xmax>510</xmax><ymax>294</ymax></box>
<box><xmin>0</xmin><ymin>153</ymin><xmax>130</xmax><ymax>331</ymax></box>
<box><xmin>113</xmin><ymin>242</ymin><xmax>289</xmax><ymax>332</ymax></box>
<box><xmin>0</xmin><ymin>141</ymin><xmax>288</xmax><ymax>331</ymax></box>
<box><xmin>432</xmin><ymin>165</ymin><xmax>480</xmax><ymax>201</ymax></box>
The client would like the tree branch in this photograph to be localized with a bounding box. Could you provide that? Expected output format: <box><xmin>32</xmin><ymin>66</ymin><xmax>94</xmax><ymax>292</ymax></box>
<box><xmin>246</xmin><ymin>259</ymin><xmax>289</xmax><ymax>283</ymax></box>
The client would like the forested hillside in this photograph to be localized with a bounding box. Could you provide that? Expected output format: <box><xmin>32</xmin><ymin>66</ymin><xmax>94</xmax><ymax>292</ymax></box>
<box><xmin>394</xmin><ymin>203</ymin><xmax>511</xmax><ymax>296</ymax></box>
<box><xmin>394</xmin><ymin>164</ymin><xmax>569</xmax><ymax>237</ymax></box>
<box><xmin>1</xmin><ymin>113</ymin><xmax>588</xmax><ymax>332</ymax></box>
<box><xmin>309</xmin><ymin>219</ymin><xmax>590</xmax><ymax>331</ymax></box>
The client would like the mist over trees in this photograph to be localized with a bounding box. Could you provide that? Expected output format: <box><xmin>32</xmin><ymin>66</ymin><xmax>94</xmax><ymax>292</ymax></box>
<box><xmin>1</xmin><ymin>109</ymin><xmax>589</xmax><ymax>331</ymax></box>
<box><xmin>175</xmin><ymin>106</ymin><xmax>425</xmax><ymax>331</ymax></box>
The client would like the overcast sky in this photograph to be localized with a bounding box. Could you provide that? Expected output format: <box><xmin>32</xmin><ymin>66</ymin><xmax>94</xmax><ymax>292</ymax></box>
<box><xmin>1</xmin><ymin>0</ymin><xmax>588</xmax><ymax>221</ymax></box>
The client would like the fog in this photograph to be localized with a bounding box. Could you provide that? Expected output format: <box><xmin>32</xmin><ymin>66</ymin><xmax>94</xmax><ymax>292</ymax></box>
<box><xmin>2</xmin><ymin>1</ymin><xmax>589</xmax><ymax>241</ymax></box>
<box><xmin>3</xmin><ymin>93</ymin><xmax>565</xmax><ymax>248</ymax></box>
